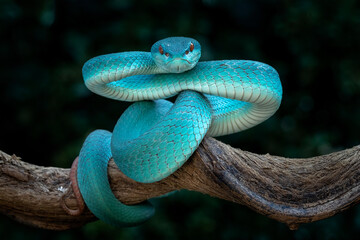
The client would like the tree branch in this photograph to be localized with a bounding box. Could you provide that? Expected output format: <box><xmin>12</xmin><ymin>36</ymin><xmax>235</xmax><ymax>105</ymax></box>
<box><xmin>1</xmin><ymin>137</ymin><xmax>360</xmax><ymax>230</ymax></box>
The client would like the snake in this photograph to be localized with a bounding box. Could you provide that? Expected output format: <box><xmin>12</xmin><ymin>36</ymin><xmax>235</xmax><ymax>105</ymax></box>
<box><xmin>62</xmin><ymin>37</ymin><xmax>282</xmax><ymax>227</ymax></box>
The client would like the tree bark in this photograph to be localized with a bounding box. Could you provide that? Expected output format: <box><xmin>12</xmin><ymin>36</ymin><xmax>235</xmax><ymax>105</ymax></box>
<box><xmin>0</xmin><ymin>137</ymin><xmax>359</xmax><ymax>230</ymax></box>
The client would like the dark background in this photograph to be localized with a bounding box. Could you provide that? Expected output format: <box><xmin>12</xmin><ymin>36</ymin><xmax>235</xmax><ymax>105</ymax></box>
<box><xmin>1</xmin><ymin>0</ymin><xmax>360</xmax><ymax>239</ymax></box>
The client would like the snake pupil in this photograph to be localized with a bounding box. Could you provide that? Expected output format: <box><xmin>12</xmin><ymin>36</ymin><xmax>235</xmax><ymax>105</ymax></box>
<box><xmin>190</xmin><ymin>42</ymin><xmax>194</xmax><ymax>52</ymax></box>
<box><xmin>159</xmin><ymin>46</ymin><xmax>164</xmax><ymax>55</ymax></box>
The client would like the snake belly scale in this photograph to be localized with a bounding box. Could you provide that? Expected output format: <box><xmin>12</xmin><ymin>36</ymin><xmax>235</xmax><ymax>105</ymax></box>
<box><xmin>70</xmin><ymin>37</ymin><xmax>282</xmax><ymax>226</ymax></box>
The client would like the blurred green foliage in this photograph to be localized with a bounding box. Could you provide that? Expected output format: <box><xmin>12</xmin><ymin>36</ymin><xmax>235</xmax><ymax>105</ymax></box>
<box><xmin>1</xmin><ymin>0</ymin><xmax>360</xmax><ymax>239</ymax></box>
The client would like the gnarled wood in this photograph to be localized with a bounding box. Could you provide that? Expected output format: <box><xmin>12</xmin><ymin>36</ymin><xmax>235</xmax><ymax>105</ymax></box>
<box><xmin>0</xmin><ymin>137</ymin><xmax>360</xmax><ymax>230</ymax></box>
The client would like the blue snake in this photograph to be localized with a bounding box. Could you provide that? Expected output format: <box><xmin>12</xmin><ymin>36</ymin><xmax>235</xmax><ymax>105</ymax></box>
<box><xmin>65</xmin><ymin>37</ymin><xmax>282</xmax><ymax>226</ymax></box>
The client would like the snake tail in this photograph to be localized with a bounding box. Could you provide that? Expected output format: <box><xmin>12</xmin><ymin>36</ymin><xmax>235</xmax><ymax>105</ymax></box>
<box><xmin>77</xmin><ymin>130</ymin><xmax>155</xmax><ymax>226</ymax></box>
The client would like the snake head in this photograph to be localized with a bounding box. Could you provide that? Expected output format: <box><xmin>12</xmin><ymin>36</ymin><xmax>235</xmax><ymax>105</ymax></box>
<box><xmin>151</xmin><ymin>37</ymin><xmax>201</xmax><ymax>73</ymax></box>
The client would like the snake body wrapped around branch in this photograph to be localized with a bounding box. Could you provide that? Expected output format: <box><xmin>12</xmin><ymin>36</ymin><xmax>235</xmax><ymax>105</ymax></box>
<box><xmin>64</xmin><ymin>37</ymin><xmax>282</xmax><ymax>227</ymax></box>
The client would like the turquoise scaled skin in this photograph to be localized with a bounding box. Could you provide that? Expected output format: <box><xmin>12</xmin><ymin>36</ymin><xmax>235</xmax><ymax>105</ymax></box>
<box><xmin>76</xmin><ymin>37</ymin><xmax>282</xmax><ymax>227</ymax></box>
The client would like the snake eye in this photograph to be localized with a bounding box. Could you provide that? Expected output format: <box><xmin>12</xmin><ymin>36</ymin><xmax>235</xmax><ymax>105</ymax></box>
<box><xmin>190</xmin><ymin>42</ymin><xmax>194</xmax><ymax>52</ymax></box>
<box><xmin>159</xmin><ymin>46</ymin><xmax>164</xmax><ymax>55</ymax></box>
<box><xmin>165</xmin><ymin>52</ymin><xmax>169</xmax><ymax>57</ymax></box>
<box><xmin>185</xmin><ymin>50</ymin><xmax>189</xmax><ymax>55</ymax></box>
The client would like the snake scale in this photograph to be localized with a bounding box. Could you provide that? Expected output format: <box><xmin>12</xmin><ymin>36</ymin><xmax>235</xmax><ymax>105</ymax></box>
<box><xmin>63</xmin><ymin>37</ymin><xmax>282</xmax><ymax>227</ymax></box>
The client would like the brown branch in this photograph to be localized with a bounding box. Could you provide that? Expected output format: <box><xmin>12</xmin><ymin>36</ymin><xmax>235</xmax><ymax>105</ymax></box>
<box><xmin>1</xmin><ymin>137</ymin><xmax>360</xmax><ymax>230</ymax></box>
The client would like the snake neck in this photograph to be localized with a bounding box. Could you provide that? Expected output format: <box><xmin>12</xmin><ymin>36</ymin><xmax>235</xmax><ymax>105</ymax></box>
<box><xmin>82</xmin><ymin>52</ymin><xmax>166</xmax><ymax>100</ymax></box>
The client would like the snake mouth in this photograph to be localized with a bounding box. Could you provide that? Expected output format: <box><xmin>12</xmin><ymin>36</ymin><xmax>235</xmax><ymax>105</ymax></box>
<box><xmin>167</xmin><ymin>58</ymin><xmax>191</xmax><ymax>65</ymax></box>
<box><xmin>166</xmin><ymin>58</ymin><xmax>194</xmax><ymax>73</ymax></box>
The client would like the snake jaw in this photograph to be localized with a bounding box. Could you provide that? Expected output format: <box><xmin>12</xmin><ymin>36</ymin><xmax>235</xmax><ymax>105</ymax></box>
<box><xmin>165</xmin><ymin>58</ymin><xmax>193</xmax><ymax>73</ymax></box>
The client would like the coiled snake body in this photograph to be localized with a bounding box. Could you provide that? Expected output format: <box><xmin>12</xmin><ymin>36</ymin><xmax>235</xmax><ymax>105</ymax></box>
<box><xmin>65</xmin><ymin>37</ymin><xmax>282</xmax><ymax>226</ymax></box>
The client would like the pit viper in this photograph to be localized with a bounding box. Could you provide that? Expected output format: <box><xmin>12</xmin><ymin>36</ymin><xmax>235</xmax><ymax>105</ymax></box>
<box><xmin>62</xmin><ymin>37</ymin><xmax>282</xmax><ymax>227</ymax></box>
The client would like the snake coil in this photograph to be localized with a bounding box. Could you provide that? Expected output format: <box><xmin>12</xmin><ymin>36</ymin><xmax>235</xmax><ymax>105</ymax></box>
<box><xmin>65</xmin><ymin>37</ymin><xmax>282</xmax><ymax>226</ymax></box>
